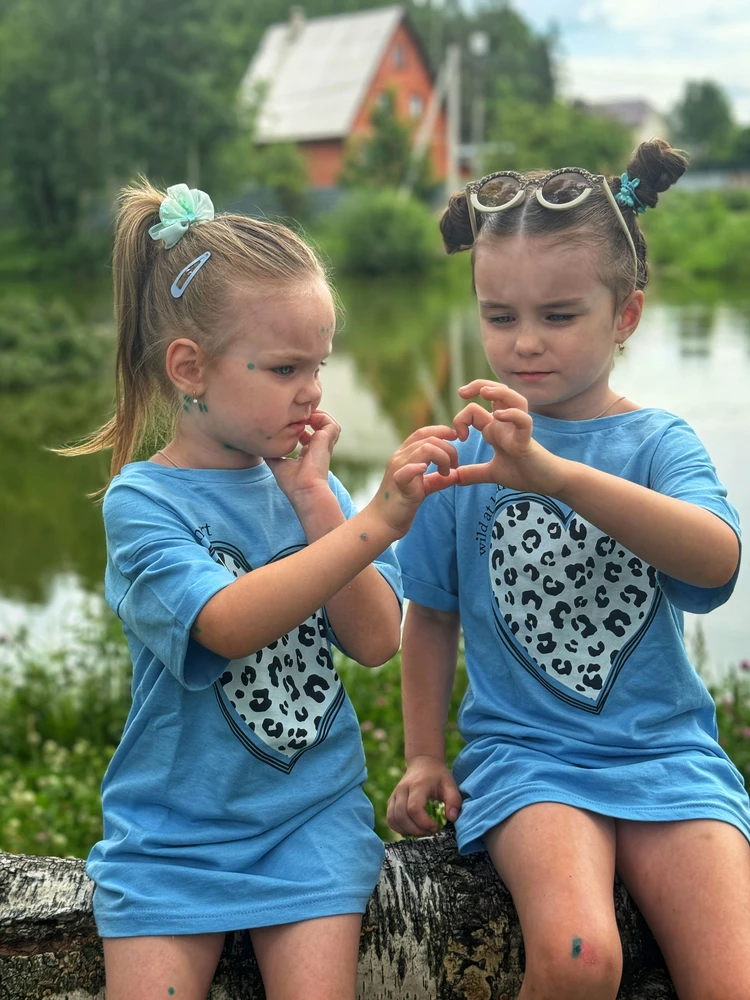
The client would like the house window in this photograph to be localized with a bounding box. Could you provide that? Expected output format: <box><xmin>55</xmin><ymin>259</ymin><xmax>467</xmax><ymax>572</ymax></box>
<box><xmin>392</xmin><ymin>43</ymin><xmax>406</xmax><ymax>69</ymax></box>
<box><xmin>408</xmin><ymin>93</ymin><xmax>424</xmax><ymax>118</ymax></box>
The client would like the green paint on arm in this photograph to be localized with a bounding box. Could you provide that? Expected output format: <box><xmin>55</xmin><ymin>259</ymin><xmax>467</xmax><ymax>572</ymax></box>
<box><xmin>247</xmin><ymin>363</ymin><xmax>255</xmax><ymax>370</ymax></box>
<box><xmin>360</xmin><ymin>532</ymin><xmax>368</xmax><ymax>541</ymax></box>
<box><xmin>571</xmin><ymin>937</ymin><xmax>582</xmax><ymax>958</ymax></box>
<box><xmin>168</xmin><ymin>989</ymin><xmax>176</xmax><ymax>996</ymax></box>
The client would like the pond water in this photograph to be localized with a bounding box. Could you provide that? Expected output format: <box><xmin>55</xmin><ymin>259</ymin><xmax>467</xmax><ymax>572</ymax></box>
<box><xmin>0</xmin><ymin>271</ymin><xmax>748</xmax><ymax>678</ymax></box>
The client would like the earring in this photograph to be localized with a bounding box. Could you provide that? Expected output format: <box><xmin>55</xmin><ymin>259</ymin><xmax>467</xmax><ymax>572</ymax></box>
<box><xmin>616</xmin><ymin>342</ymin><xmax>625</xmax><ymax>355</ymax></box>
<box><xmin>192</xmin><ymin>397</ymin><xmax>198</xmax><ymax>403</ymax></box>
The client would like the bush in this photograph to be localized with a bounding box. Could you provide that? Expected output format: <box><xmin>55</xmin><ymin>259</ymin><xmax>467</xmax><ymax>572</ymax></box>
<box><xmin>0</xmin><ymin>297</ymin><xmax>111</xmax><ymax>390</ymax></box>
<box><xmin>322</xmin><ymin>189</ymin><xmax>440</xmax><ymax>276</ymax></box>
<box><xmin>643</xmin><ymin>190</ymin><xmax>750</xmax><ymax>285</ymax></box>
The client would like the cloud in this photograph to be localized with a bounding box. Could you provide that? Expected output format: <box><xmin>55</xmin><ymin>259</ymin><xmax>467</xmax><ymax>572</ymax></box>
<box><xmin>512</xmin><ymin>0</ymin><xmax>750</xmax><ymax>122</ymax></box>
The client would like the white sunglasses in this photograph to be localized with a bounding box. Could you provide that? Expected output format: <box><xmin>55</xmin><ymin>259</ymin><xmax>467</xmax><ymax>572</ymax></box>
<box><xmin>465</xmin><ymin>167</ymin><xmax>639</xmax><ymax>283</ymax></box>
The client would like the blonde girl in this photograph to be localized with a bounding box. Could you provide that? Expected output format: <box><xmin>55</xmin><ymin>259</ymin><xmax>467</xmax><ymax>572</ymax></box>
<box><xmin>70</xmin><ymin>181</ymin><xmax>458</xmax><ymax>1000</ymax></box>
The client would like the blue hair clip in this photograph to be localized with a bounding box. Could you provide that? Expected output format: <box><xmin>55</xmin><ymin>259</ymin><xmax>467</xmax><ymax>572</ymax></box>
<box><xmin>171</xmin><ymin>251</ymin><xmax>211</xmax><ymax>298</ymax></box>
<box><xmin>615</xmin><ymin>173</ymin><xmax>646</xmax><ymax>214</ymax></box>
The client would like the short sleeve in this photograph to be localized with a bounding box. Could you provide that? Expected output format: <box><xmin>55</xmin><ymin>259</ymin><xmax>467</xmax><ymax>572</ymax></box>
<box><xmin>649</xmin><ymin>419</ymin><xmax>741</xmax><ymax>613</ymax></box>
<box><xmin>103</xmin><ymin>483</ymin><xmax>233</xmax><ymax>689</ymax></box>
<box><xmin>396</xmin><ymin>488</ymin><xmax>459</xmax><ymax>612</ymax></box>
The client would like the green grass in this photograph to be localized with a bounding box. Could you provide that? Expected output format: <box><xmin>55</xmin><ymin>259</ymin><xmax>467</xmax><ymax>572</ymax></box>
<box><xmin>0</xmin><ymin>612</ymin><xmax>747</xmax><ymax>858</ymax></box>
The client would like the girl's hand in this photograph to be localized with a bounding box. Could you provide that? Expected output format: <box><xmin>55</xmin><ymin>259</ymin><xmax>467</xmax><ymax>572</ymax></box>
<box><xmin>368</xmin><ymin>425</ymin><xmax>460</xmax><ymax>537</ymax></box>
<box><xmin>266</xmin><ymin>409</ymin><xmax>340</xmax><ymax>510</ymax></box>
<box><xmin>453</xmin><ymin>380</ymin><xmax>569</xmax><ymax>496</ymax></box>
<box><xmin>387</xmin><ymin>756</ymin><xmax>463</xmax><ymax>837</ymax></box>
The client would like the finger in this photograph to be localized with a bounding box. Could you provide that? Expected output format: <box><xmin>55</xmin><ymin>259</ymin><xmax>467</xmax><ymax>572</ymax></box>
<box><xmin>391</xmin><ymin>462</ymin><xmax>429</xmax><ymax>490</ymax></box>
<box><xmin>402</xmin><ymin>441</ymin><xmax>459</xmax><ymax>478</ymax></box>
<box><xmin>297</xmin><ymin>428</ymin><xmax>314</xmax><ymax>447</ymax></box>
<box><xmin>389</xmin><ymin>787</ymin><xmax>431</xmax><ymax>837</ymax></box>
<box><xmin>453</xmin><ymin>402</ymin><xmax>493</xmax><ymax>442</ymax></box>
<box><xmin>402</xmin><ymin>438</ymin><xmax>459</xmax><ymax>473</ymax></box>
<box><xmin>458</xmin><ymin>379</ymin><xmax>505</xmax><ymax>399</ymax></box>
<box><xmin>439</xmin><ymin>777</ymin><xmax>463</xmax><ymax>822</ymax></box>
<box><xmin>423</xmin><ymin>469</ymin><xmax>461</xmax><ymax>495</ymax></box>
<box><xmin>400</xmin><ymin>424</ymin><xmax>459</xmax><ymax>448</ymax></box>
<box><xmin>480</xmin><ymin>383</ymin><xmax>529</xmax><ymax>412</ymax></box>
<box><xmin>307</xmin><ymin>408</ymin><xmax>337</xmax><ymax>430</ymax></box>
<box><xmin>491</xmin><ymin>408</ymin><xmax>533</xmax><ymax>434</ymax></box>
<box><xmin>405</xmin><ymin>791</ymin><xmax>439</xmax><ymax>835</ymax></box>
<box><xmin>454</xmin><ymin>461</ymin><xmax>496</xmax><ymax>488</ymax></box>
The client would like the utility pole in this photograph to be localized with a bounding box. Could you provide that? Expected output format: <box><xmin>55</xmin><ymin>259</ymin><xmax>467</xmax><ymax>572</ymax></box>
<box><xmin>445</xmin><ymin>43</ymin><xmax>461</xmax><ymax>199</ymax></box>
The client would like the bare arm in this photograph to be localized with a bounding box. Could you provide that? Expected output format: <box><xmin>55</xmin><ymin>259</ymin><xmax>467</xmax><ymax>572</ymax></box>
<box><xmin>387</xmin><ymin>602</ymin><xmax>464</xmax><ymax>836</ymax></box>
<box><xmin>194</xmin><ymin>424</ymin><xmax>458</xmax><ymax>660</ymax></box>
<box><xmin>454</xmin><ymin>383</ymin><xmax>740</xmax><ymax>591</ymax></box>
<box><xmin>193</xmin><ymin>506</ymin><xmax>399</xmax><ymax>659</ymax></box>
<box><xmin>555</xmin><ymin>462</ymin><xmax>739</xmax><ymax>589</ymax></box>
<box><xmin>293</xmin><ymin>489</ymin><xmax>401</xmax><ymax>667</ymax></box>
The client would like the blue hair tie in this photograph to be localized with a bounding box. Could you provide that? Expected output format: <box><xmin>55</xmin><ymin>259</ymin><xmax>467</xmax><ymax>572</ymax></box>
<box><xmin>615</xmin><ymin>173</ymin><xmax>646</xmax><ymax>214</ymax></box>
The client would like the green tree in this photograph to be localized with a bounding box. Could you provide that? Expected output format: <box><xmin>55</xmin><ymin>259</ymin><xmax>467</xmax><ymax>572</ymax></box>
<box><xmin>0</xmin><ymin>0</ymin><xmax>255</xmax><ymax>244</ymax></box>
<box><xmin>486</xmin><ymin>99</ymin><xmax>632</xmax><ymax>174</ymax></box>
<box><xmin>671</xmin><ymin>80</ymin><xmax>734</xmax><ymax>162</ymax></box>
<box><xmin>341</xmin><ymin>90</ymin><xmax>434</xmax><ymax>197</ymax></box>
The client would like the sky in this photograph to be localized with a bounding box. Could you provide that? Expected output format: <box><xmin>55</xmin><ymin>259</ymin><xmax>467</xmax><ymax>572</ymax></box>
<box><xmin>515</xmin><ymin>0</ymin><xmax>750</xmax><ymax>124</ymax></box>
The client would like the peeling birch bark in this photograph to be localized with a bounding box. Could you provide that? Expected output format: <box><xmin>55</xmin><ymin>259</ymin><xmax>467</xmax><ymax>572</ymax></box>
<box><xmin>0</xmin><ymin>828</ymin><xmax>675</xmax><ymax>999</ymax></box>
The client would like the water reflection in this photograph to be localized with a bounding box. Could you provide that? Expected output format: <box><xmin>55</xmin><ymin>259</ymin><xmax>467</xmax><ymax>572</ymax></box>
<box><xmin>676</xmin><ymin>304</ymin><xmax>716</xmax><ymax>359</ymax></box>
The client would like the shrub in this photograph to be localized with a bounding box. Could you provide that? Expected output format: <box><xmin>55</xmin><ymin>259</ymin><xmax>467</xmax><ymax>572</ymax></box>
<box><xmin>323</xmin><ymin>189</ymin><xmax>440</xmax><ymax>276</ymax></box>
<box><xmin>0</xmin><ymin>297</ymin><xmax>110</xmax><ymax>390</ymax></box>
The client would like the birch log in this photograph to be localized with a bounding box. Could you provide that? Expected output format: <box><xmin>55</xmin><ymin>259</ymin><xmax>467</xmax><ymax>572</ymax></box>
<box><xmin>0</xmin><ymin>827</ymin><xmax>676</xmax><ymax>999</ymax></box>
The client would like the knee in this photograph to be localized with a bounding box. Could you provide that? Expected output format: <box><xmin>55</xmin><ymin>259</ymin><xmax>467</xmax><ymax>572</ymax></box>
<box><xmin>523</xmin><ymin>932</ymin><xmax>622</xmax><ymax>1000</ymax></box>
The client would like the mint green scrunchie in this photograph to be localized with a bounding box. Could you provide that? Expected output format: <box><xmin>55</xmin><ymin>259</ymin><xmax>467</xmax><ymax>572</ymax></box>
<box><xmin>148</xmin><ymin>184</ymin><xmax>215</xmax><ymax>249</ymax></box>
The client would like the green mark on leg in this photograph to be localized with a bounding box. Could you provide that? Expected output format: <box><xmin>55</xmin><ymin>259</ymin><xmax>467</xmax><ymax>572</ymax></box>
<box><xmin>384</xmin><ymin>491</ymin><xmax>390</xmax><ymax>500</ymax></box>
<box><xmin>571</xmin><ymin>937</ymin><xmax>582</xmax><ymax>958</ymax></box>
<box><xmin>247</xmin><ymin>363</ymin><xmax>255</xmax><ymax>370</ymax></box>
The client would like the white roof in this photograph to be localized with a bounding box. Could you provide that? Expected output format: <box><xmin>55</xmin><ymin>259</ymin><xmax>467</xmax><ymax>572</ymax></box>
<box><xmin>240</xmin><ymin>6</ymin><xmax>405</xmax><ymax>143</ymax></box>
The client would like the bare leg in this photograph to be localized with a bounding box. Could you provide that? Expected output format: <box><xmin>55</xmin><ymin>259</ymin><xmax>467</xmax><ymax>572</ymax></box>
<box><xmin>484</xmin><ymin>802</ymin><xmax>622</xmax><ymax>1000</ymax></box>
<box><xmin>102</xmin><ymin>932</ymin><xmax>226</xmax><ymax>1000</ymax></box>
<box><xmin>250</xmin><ymin>913</ymin><xmax>363</xmax><ymax>1000</ymax></box>
<box><xmin>616</xmin><ymin>818</ymin><xmax>750</xmax><ymax>1000</ymax></box>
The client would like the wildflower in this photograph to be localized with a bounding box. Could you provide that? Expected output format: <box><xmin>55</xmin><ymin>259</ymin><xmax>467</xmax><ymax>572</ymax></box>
<box><xmin>360</xmin><ymin>720</ymin><xmax>374</xmax><ymax>732</ymax></box>
<box><xmin>372</xmin><ymin>728</ymin><xmax>387</xmax><ymax>741</ymax></box>
<box><xmin>740</xmin><ymin>660</ymin><xmax>750</xmax><ymax>672</ymax></box>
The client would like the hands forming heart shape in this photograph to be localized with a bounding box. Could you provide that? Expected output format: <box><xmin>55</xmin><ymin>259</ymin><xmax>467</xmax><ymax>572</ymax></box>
<box><xmin>424</xmin><ymin>379</ymin><xmax>568</xmax><ymax>500</ymax></box>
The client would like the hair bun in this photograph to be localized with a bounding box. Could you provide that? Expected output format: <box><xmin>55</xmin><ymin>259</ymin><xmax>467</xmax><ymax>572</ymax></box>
<box><xmin>621</xmin><ymin>138</ymin><xmax>689</xmax><ymax>211</ymax></box>
<box><xmin>439</xmin><ymin>192</ymin><xmax>475</xmax><ymax>254</ymax></box>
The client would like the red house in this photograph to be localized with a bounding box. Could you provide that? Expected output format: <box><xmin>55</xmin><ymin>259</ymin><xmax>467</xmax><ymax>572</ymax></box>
<box><xmin>240</xmin><ymin>5</ymin><xmax>447</xmax><ymax>188</ymax></box>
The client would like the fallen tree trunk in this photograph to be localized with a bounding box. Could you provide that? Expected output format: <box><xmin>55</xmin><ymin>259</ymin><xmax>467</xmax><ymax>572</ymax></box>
<box><xmin>0</xmin><ymin>827</ymin><xmax>675</xmax><ymax>999</ymax></box>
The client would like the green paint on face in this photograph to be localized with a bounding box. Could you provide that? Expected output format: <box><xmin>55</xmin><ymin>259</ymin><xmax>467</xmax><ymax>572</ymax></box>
<box><xmin>571</xmin><ymin>937</ymin><xmax>582</xmax><ymax>958</ymax></box>
<box><xmin>183</xmin><ymin>394</ymin><xmax>191</xmax><ymax>402</ymax></box>
<box><xmin>168</xmin><ymin>989</ymin><xmax>176</xmax><ymax>996</ymax></box>
<box><xmin>198</xmin><ymin>402</ymin><xmax>208</xmax><ymax>413</ymax></box>
<box><xmin>182</xmin><ymin>404</ymin><xmax>189</xmax><ymax>412</ymax></box>
<box><xmin>247</xmin><ymin>363</ymin><xmax>255</xmax><ymax>370</ymax></box>
<box><xmin>384</xmin><ymin>491</ymin><xmax>390</xmax><ymax>500</ymax></box>
<box><xmin>223</xmin><ymin>443</ymin><xmax>239</xmax><ymax>451</ymax></box>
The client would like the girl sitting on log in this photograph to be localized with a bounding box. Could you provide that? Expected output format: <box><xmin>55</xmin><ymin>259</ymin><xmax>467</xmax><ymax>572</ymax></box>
<box><xmin>388</xmin><ymin>139</ymin><xmax>750</xmax><ymax>1000</ymax></box>
<box><xmin>66</xmin><ymin>179</ymin><xmax>459</xmax><ymax>1000</ymax></box>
